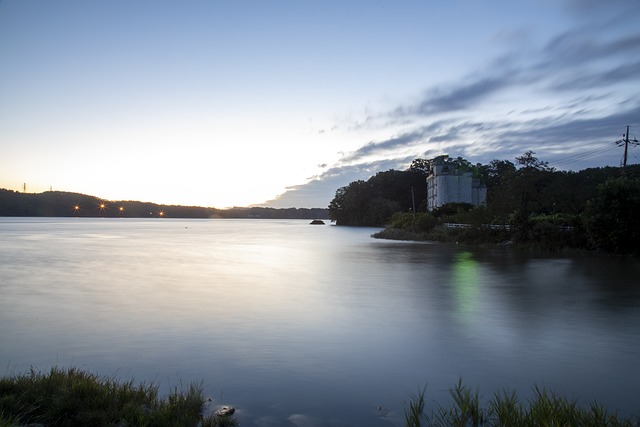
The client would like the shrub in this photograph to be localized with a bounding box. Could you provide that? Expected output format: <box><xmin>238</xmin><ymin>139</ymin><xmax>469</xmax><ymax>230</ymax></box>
<box><xmin>0</xmin><ymin>367</ymin><xmax>236</xmax><ymax>427</ymax></box>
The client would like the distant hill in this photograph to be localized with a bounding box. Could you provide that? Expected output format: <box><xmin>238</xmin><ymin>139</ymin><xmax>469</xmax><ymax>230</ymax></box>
<box><xmin>0</xmin><ymin>189</ymin><xmax>329</xmax><ymax>220</ymax></box>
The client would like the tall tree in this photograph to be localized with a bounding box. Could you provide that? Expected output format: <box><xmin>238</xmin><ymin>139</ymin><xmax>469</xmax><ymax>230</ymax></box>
<box><xmin>511</xmin><ymin>151</ymin><xmax>555</xmax><ymax>223</ymax></box>
<box><xmin>584</xmin><ymin>177</ymin><xmax>640</xmax><ymax>254</ymax></box>
<box><xmin>328</xmin><ymin>166</ymin><xmax>428</xmax><ymax>226</ymax></box>
<box><xmin>328</xmin><ymin>180</ymin><xmax>368</xmax><ymax>225</ymax></box>
<box><xmin>515</xmin><ymin>151</ymin><xmax>553</xmax><ymax>171</ymax></box>
<box><xmin>408</xmin><ymin>158</ymin><xmax>431</xmax><ymax>177</ymax></box>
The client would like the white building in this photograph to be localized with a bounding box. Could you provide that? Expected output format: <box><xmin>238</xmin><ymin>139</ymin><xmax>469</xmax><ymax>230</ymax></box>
<box><xmin>426</xmin><ymin>155</ymin><xmax>487</xmax><ymax>210</ymax></box>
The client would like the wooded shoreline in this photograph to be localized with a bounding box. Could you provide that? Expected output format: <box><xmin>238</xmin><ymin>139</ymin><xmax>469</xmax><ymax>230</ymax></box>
<box><xmin>0</xmin><ymin>188</ymin><xmax>328</xmax><ymax>220</ymax></box>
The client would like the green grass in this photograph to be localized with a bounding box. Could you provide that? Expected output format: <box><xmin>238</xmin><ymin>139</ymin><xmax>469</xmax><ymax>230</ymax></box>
<box><xmin>404</xmin><ymin>381</ymin><xmax>638</xmax><ymax>427</ymax></box>
<box><xmin>0</xmin><ymin>367</ymin><xmax>236</xmax><ymax>427</ymax></box>
<box><xmin>3</xmin><ymin>369</ymin><xmax>637</xmax><ymax>426</ymax></box>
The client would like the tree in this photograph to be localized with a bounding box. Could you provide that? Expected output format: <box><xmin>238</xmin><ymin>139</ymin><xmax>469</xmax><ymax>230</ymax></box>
<box><xmin>328</xmin><ymin>165</ymin><xmax>429</xmax><ymax>226</ymax></box>
<box><xmin>515</xmin><ymin>150</ymin><xmax>553</xmax><ymax>171</ymax></box>
<box><xmin>478</xmin><ymin>159</ymin><xmax>516</xmax><ymax>188</ymax></box>
<box><xmin>408</xmin><ymin>158</ymin><xmax>431</xmax><ymax>177</ymax></box>
<box><xmin>328</xmin><ymin>180</ymin><xmax>367</xmax><ymax>225</ymax></box>
<box><xmin>510</xmin><ymin>151</ymin><xmax>555</xmax><ymax>224</ymax></box>
<box><xmin>584</xmin><ymin>177</ymin><xmax>640</xmax><ymax>254</ymax></box>
<box><xmin>447</xmin><ymin>156</ymin><xmax>475</xmax><ymax>175</ymax></box>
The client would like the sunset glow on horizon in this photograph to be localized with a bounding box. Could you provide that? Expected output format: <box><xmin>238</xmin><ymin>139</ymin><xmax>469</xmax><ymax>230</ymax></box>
<box><xmin>1</xmin><ymin>1</ymin><xmax>639</xmax><ymax>208</ymax></box>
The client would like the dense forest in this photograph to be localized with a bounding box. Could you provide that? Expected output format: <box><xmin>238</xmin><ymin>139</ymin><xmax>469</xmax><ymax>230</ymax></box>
<box><xmin>0</xmin><ymin>189</ymin><xmax>328</xmax><ymax>220</ymax></box>
<box><xmin>328</xmin><ymin>152</ymin><xmax>640</xmax><ymax>254</ymax></box>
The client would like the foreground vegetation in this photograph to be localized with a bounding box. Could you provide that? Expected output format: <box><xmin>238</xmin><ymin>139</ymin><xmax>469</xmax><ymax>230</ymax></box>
<box><xmin>2</xmin><ymin>368</ymin><xmax>637</xmax><ymax>426</ymax></box>
<box><xmin>0</xmin><ymin>367</ymin><xmax>236</xmax><ymax>426</ymax></box>
<box><xmin>404</xmin><ymin>380</ymin><xmax>638</xmax><ymax>427</ymax></box>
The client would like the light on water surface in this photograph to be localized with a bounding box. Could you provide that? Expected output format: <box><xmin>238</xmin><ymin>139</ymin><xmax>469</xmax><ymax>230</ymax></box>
<box><xmin>451</xmin><ymin>251</ymin><xmax>480</xmax><ymax>322</ymax></box>
<box><xmin>1</xmin><ymin>218</ymin><xmax>639</xmax><ymax>425</ymax></box>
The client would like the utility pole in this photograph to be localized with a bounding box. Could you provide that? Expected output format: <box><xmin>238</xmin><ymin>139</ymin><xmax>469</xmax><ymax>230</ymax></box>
<box><xmin>615</xmin><ymin>126</ymin><xmax>639</xmax><ymax>175</ymax></box>
<box><xmin>411</xmin><ymin>186</ymin><xmax>416</xmax><ymax>220</ymax></box>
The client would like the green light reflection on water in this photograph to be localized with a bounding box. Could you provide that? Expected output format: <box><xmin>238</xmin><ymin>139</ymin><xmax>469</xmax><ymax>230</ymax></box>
<box><xmin>452</xmin><ymin>251</ymin><xmax>480</xmax><ymax>321</ymax></box>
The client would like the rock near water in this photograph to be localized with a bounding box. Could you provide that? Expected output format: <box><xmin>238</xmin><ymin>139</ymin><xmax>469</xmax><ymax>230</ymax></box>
<box><xmin>214</xmin><ymin>405</ymin><xmax>236</xmax><ymax>417</ymax></box>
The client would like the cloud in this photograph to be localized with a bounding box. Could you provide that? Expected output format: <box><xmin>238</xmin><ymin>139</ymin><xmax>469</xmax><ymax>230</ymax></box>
<box><xmin>541</xmin><ymin>31</ymin><xmax>640</xmax><ymax>67</ymax></box>
<box><xmin>550</xmin><ymin>60</ymin><xmax>640</xmax><ymax>91</ymax></box>
<box><xmin>491</xmin><ymin>103</ymin><xmax>640</xmax><ymax>152</ymax></box>
<box><xmin>265</xmin><ymin>0</ymin><xmax>640</xmax><ymax>208</ymax></box>
<box><xmin>389</xmin><ymin>6</ymin><xmax>640</xmax><ymax>123</ymax></box>
<box><xmin>385</xmin><ymin>10</ymin><xmax>640</xmax><ymax>149</ymax></box>
<box><xmin>265</xmin><ymin>96</ymin><xmax>640</xmax><ymax>208</ymax></box>
<box><xmin>563</xmin><ymin>0</ymin><xmax>640</xmax><ymax>21</ymax></box>
<box><xmin>262</xmin><ymin>158</ymin><xmax>414</xmax><ymax>208</ymax></box>
<box><xmin>338</xmin><ymin>127</ymin><xmax>431</xmax><ymax>163</ymax></box>
<box><xmin>415</xmin><ymin>76</ymin><xmax>515</xmax><ymax>116</ymax></box>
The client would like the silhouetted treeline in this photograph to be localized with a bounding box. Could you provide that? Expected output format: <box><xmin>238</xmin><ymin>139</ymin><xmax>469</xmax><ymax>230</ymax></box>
<box><xmin>0</xmin><ymin>189</ymin><xmax>328</xmax><ymax>220</ymax></box>
<box><xmin>328</xmin><ymin>159</ymin><xmax>430</xmax><ymax>226</ymax></box>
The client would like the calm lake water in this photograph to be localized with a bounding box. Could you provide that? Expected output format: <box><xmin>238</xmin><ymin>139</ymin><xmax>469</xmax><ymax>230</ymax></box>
<box><xmin>1</xmin><ymin>217</ymin><xmax>639</xmax><ymax>425</ymax></box>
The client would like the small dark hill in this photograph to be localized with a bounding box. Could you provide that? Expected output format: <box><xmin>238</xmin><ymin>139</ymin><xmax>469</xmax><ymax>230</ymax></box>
<box><xmin>0</xmin><ymin>189</ymin><xmax>328</xmax><ymax>219</ymax></box>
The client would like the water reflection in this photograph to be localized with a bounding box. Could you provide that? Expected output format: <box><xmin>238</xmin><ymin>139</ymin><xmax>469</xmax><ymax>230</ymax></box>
<box><xmin>451</xmin><ymin>251</ymin><xmax>480</xmax><ymax>322</ymax></box>
<box><xmin>0</xmin><ymin>218</ymin><xmax>639</xmax><ymax>425</ymax></box>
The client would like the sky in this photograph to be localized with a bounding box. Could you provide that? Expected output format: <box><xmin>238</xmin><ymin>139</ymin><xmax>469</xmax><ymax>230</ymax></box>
<box><xmin>1</xmin><ymin>0</ymin><xmax>639</xmax><ymax>209</ymax></box>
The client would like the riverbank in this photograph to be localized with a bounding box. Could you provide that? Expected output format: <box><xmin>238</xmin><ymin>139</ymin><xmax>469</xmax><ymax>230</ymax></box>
<box><xmin>2</xmin><ymin>368</ymin><xmax>638</xmax><ymax>426</ymax></box>
<box><xmin>370</xmin><ymin>211</ymin><xmax>622</xmax><ymax>255</ymax></box>
<box><xmin>0</xmin><ymin>367</ymin><xmax>237</xmax><ymax>426</ymax></box>
<box><xmin>404</xmin><ymin>381</ymin><xmax>639</xmax><ymax>427</ymax></box>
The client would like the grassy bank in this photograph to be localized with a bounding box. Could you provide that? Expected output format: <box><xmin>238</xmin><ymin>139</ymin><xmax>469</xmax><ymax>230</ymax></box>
<box><xmin>0</xmin><ymin>367</ymin><xmax>236</xmax><ymax>427</ymax></box>
<box><xmin>404</xmin><ymin>380</ymin><xmax>638</xmax><ymax>427</ymax></box>
<box><xmin>371</xmin><ymin>211</ymin><xmax>594</xmax><ymax>253</ymax></box>
<box><xmin>2</xmin><ymin>368</ymin><xmax>637</xmax><ymax>426</ymax></box>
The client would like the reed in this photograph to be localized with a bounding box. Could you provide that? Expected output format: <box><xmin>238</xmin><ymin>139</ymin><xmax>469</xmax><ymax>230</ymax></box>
<box><xmin>432</xmin><ymin>380</ymin><xmax>484</xmax><ymax>427</ymax></box>
<box><xmin>404</xmin><ymin>385</ymin><xmax>427</xmax><ymax>427</ymax></box>
<box><xmin>0</xmin><ymin>367</ymin><xmax>236</xmax><ymax>426</ymax></box>
<box><xmin>3</xmin><ymin>369</ymin><xmax>637</xmax><ymax>426</ymax></box>
<box><xmin>404</xmin><ymin>381</ymin><xmax>638</xmax><ymax>427</ymax></box>
<box><xmin>487</xmin><ymin>389</ymin><xmax>523</xmax><ymax>426</ymax></box>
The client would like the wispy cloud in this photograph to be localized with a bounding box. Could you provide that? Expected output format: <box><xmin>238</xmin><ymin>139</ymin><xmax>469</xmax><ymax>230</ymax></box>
<box><xmin>263</xmin><ymin>158</ymin><xmax>413</xmax><ymax>208</ymax></box>
<box><xmin>551</xmin><ymin>60</ymin><xmax>640</xmax><ymax>91</ymax></box>
<box><xmin>411</xmin><ymin>76</ymin><xmax>516</xmax><ymax>116</ymax></box>
<box><xmin>267</xmin><ymin>0</ymin><xmax>640</xmax><ymax>207</ymax></box>
<box><xmin>338</xmin><ymin>123</ymin><xmax>445</xmax><ymax>163</ymax></box>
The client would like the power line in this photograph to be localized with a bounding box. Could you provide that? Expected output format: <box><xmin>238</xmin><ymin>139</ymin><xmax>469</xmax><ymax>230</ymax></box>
<box><xmin>547</xmin><ymin>126</ymin><xmax>640</xmax><ymax>170</ymax></box>
<box><xmin>550</xmin><ymin>143</ymin><xmax>614</xmax><ymax>168</ymax></box>
<box><xmin>552</xmin><ymin>144</ymin><xmax>612</xmax><ymax>165</ymax></box>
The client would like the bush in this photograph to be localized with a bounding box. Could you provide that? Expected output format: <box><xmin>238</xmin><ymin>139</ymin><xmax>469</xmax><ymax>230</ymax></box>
<box><xmin>387</xmin><ymin>212</ymin><xmax>438</xmax><ymax>233</ymax></box>
<box><xmin>584</xmin><ymin>177</ymin><xmax>640</xmax><ymax>254</ymax></box>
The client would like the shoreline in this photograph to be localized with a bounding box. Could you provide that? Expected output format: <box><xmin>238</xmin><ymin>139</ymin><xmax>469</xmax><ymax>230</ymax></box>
<box><xmin>2</xmin><ymin>367</ymin><xmax>638</xmax><ymax>426</ymax></box>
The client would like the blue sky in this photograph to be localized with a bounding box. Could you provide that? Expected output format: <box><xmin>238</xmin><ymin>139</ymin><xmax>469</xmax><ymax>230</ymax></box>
<box><xmin>1</xmin><ymin>0</ymin><xmax>639</xmax><ymax>208</ymax></box>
